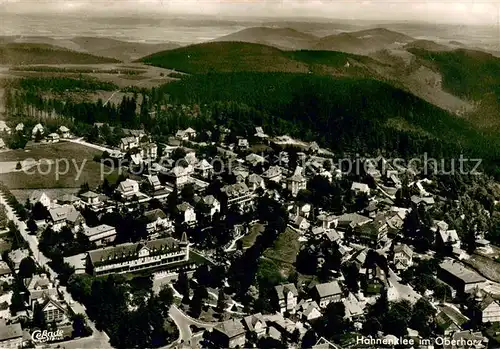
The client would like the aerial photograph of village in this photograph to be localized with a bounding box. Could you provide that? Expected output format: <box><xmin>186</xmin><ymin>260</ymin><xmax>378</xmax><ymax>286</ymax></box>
<box><xmin>0</xmin><ymin>0</ymin><xmax>500</xmax><ymax>348</ymax></box>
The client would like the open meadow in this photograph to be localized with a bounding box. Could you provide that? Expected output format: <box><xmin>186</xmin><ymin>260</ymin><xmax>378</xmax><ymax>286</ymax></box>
<box><xmin>0</xmin><ymin>141</ymin><xmax>119</xmax><ymax>190</ymax></box>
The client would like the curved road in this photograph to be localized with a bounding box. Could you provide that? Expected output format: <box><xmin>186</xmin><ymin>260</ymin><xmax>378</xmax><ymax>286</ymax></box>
<box><xmin>166</xmin><ymin>305</ymin><xmax>219</xmax><ymax>349</ymax></box>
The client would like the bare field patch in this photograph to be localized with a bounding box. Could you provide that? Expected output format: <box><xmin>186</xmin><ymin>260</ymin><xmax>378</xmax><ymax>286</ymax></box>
<box><xmin>463</xmin><ymin>253</ymin><xmax>500</xmax><ymax>283</ymax></box>
<box><xmin>0</xmin><ymin>141</ymin><xmax>119</xmax><ymax>189</ymax></box>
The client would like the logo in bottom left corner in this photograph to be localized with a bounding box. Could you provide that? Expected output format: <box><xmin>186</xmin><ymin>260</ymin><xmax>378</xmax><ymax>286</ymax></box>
<box><xmin>31</xmin><ymin>329</ymin><xmax>64</xmax><ymax>343</ymax></box>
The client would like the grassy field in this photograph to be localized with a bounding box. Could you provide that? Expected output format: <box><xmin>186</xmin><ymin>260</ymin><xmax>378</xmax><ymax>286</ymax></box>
<box><xmin>263</xmin><ymin>227</ymin><xmax>301</xmax><ymax>277</ymax></box>
<box><xmin>241</xmin><ymin>223</ymin><xmax>265</xmax><ymax>248</ymax></box>
<box><xmin>0</xmin><ymin>142</ymin><xmax>119</xmax><ymax>189</ymax></box>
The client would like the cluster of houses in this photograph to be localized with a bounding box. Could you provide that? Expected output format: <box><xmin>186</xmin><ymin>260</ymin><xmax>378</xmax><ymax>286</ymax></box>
<box><xmin>0</xmin><ymin>120</ymin><xmax>73</xmax><ymax>150</ymax></box>
<box><xmin>0</xmin><ymin>271</ymin><xmax>74</xmax><ymax>347</ymax></box>
<box><xmin>2</xmin><ymin>121</ymin><xmax>500</xmax><ymax>349</ymax></box>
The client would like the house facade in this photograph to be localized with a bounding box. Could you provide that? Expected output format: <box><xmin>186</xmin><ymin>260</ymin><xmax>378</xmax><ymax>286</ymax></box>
<box><xmin>25</xmin><ymin>273</ymin><xmax>57</xmax><ymax>307</ymax></box>
<box><xmin>168</xmin><ymin>166</ymin><xmax>190</xmax><ymax>187</ymax></box>
<box><xmin>86</xmin><ymin>236</ymin><xmax>190</xmax><ymax>276</ymax></box>
<box><xmin>393</xmin><ymin>244</ymin><xmax>413</xmax><ymax>270</ymax></box>
<box><xmin>80</xmin><ymin>191</ymin><xmax>101</xmax><ymax>206</ymax></box>
<box><xmin>177</xmin><ymin>202</ymin><xmax>197</xmax><ymax>225</ymax></box>
<box><xmin>211</xmin><ymin>319</ymin><xmax>246</xmax><ymax>348</ymax></box>
<box><xmin>58</xmin><ymin>126</ymin><xmax>70</xmax><ymax>138</ymax></box>
<box><xmin>274</xmin><ymin>283</ymin><xmax>298</xmax><ymax>314</ymax></box>
<box><xmin>144</xmin><ymin>209</ymin><xmax>172</xmax><ymax>234</ymax></box>
<box><xmin>116</xmin><ymin>179</ymin><xmax>140</xmax><ymax>199</ymax></box>
<box><xmin>47</xmin><ymin>205</ymin><xmax>83</xmax><ymax>232</ymax></box>
<box><xmin>287</xmin><ymin>172</ymin><xmax>307</xmax><ymax>197</ymax></box>
<box><xmin>481</xmin><ymin>298</ymin><xmax>500</xmax><ymax>323</ymax></box>
<box><xmin>30</xmin><ymin>190</ymin><xmax>51</xmax><ymax>208</ymax></box>
<box><xmin>120</xmin><ymin>137</ymin><xmax>139</xmax><ymax>151</ymax></box>
<box><xmin>222</xmin><ymin>183</ymin><xmax>256</xmax><ymax>212</ymax></box>
<box><xmin>83</xmin><ymin>224</ymin><xmax>117</xmax><ymax>246</ymax></box>
<box><xmin>243</xmin><ymin>313</ymin><xmax>267</xmax><ymax>338</ymax></box>
<box><xmin>313</xmin><ymin>281</ymin><xmax>342</xmax><ymax>308</ymax></box>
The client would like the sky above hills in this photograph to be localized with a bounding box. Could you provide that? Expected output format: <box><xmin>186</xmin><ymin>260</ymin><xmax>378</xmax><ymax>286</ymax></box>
<box><xmin>0</xmin><ymin>0</ymin><xmax>499</xmax><ymax>25</ymax></box>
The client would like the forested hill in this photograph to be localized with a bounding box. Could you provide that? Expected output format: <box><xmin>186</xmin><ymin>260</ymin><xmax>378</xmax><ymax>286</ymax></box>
<box><xmin>156</xmin><ymin>72</ymin><xmax>495</xmax><ymax>162</ymax></box>
<box><xmin>408</xmin><ymin>48</ymin><xmax>500</xmax><ymax>102</ymax></box>
<box><xmin>139</xmin><ymin>41</ymin><xmax>379</xmax><ymax>77</ymax></box>
<box><xmin>0</xmin><ymin>43</ymin><xmax>120</xmax><ymax>65</ymax></box>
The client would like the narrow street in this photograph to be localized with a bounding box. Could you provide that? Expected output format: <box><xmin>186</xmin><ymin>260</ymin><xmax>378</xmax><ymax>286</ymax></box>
<box><xmin>387</xmin><ymin>267</ymin><xmax>421</xmax><ymax>304</ymax></box>
<box><xmin>64</xmin><ymin>137</ymin><xmax>115</xmax><ymax>153</ymax></box>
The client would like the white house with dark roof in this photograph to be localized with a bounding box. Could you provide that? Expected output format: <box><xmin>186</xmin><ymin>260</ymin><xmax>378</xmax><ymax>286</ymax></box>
<box><xmin>274</xmin><ymin>283</ymin><xmax>298</xmax><ymax>314</ymax></box>
<box><xmin>15</xmin><ymin>123</ymin><xmax>24</xmax><ymax>132</ymax></box>
<box><xmin>141</xmin><ymin>143</ymin><xmax>158</xmax><ymax>159</ymax></box>
<box><xmin>291</xmin><ymin>215</ymin><xmax>310</xmax><ymax>232</ymax></box>
<box><xmin>287</xmin><ymin>167</ymin><xmax>307</xmax><ymax>197</ymax></box>
<box><xmin>38</xmin><ymin>296</ymin><xmax>69</xmax><ymax>324</ymax></box>
<box><xmin>167</xmin><ymin>166</ymin><xmax>190</xmax><ymax>187</ymax></box>
<box><xmin>0</xmin><ymin>121</ymin><xmax>11</xmax><ymax>134</ymax></box>
<box><xmin>194</xmin><ymin>159</ymin><xmax>214</xmax><ymax>178</ymax></box>
<box><xmin>32</xmin><ymin>123</ymin><xmax>44</xmax><ymax>138</ymax></box>
<box><xmin>351</xmin><ymin>182</ymin><xmax>370</xmax><ymax>195</ymax></box>
<box><xmin>296</xmin><ymin>299</ymin><xmax>322</xmax><ymax>322</ymax></box>
<box><xmin>29</xmin><ymin>190</ymin><xmax>51</xmax><ymax>208</ymax></box>
<box><xmin>176</xmin><ymin>127</ymin><xmax>197</xmax><ymax>141</ymax></box>
<box><xmin>243</xmin><ymin>313</ymin><xmax>267</xmax><ymax>338</ymax></box>
<box><xmin>480</xmin><ymin>296</ymin><xmax>500</xmax><ymax>323</ymax></box>
<box><xmin>58</xmin><ymin>125</ymin><xmax>70</xmax><ymax>138</ymax></box>
<box><xmin>83</xmin><ymin>224</ymin><xmax>117</xmax><ymax>246</ymax></box>
<box><xmin>313</xmin><ymin>281</ymin><xmax>342</xmax><ymax>308</ymax></box>
<box><xmin>148</xmin><ymin>175</ymin><xmax>163</xmax><ymax>192</ymax></box>
<box><xmin>254</xmin><ymin>126</ymin><xmax>269</xmax><ymax>140</ymax></box>
<box><xmin>211</xmin><ymin>318</ymin><xmax>246</xmax><ymax>348</ymax></box>
<box><xmin>80</xmin><ymin>191</ymin><xmax>101</xmax><ymax>206</ymax></box>
<box><xmin>177</xmin><ymin>202</ymin><xmax>196</xmax><ymax>225</ymax></box>
<box><xmin>116</xmin><ymin>179</ymin><xmax>139</xmax><ymax>199</ymax></box>
<box><xmin>46</xmin><ymin>132</ymin><xmax>60</xmax><ymax>143</ymax></box>
<box><xmin>247</xmin><ymin>173</ymin><xmax>265</xmax><ymax>191</ymax></box>
<box><xmin>120</xmin><ymin>136</ymin><xmax>139</xmax><ymax>151</ymax></box>
<box><xmin>221</xmin><ymin>182</ymin><xmax>255</xmax><ymax>211</ymax></box>
<box><xmin>47</xmin><ymin>205</ymin><xmax>83</xmax><ymax>232</ymax></box>
<box><xmin>262</xmin><ymin>166</ymin><xmax>282</xmax><ymax>182</ymax></box>
<box><xmin>143</xmin><ymin>209</ymin><xmax>171</xmax><ymax>234</ymax></box>
<box><xmin>237</xmin><ymin>137</ymin><xmax>249</xmax><ymax>149</ymax></box>
<box><xmin>393</xmin><ymin>243</ymin><xmax>413</xmax><ymax>270</ymax></box>
<box><xmin>25</xmin><ymin>273</ymin><xmax>57</xmax><ymax>307</ymax></box>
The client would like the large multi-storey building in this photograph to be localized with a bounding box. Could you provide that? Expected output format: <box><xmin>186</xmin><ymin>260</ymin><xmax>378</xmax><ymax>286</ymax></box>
<box><xmin>86</xmin><ymin>235</ymin><xmax>190</xmax><ymax>276</ymax></box>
